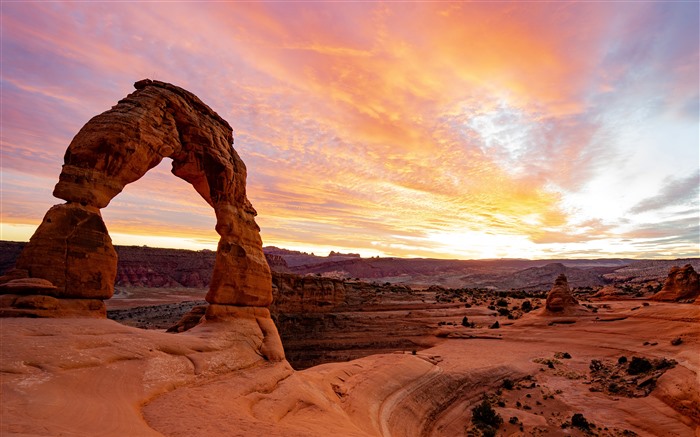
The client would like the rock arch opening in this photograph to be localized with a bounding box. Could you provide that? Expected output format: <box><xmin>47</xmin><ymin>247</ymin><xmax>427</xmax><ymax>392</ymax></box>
<box><xmin>1</xmin><ymin>79</ymin><xmax>272</xmax><ymax>319</ymax></box>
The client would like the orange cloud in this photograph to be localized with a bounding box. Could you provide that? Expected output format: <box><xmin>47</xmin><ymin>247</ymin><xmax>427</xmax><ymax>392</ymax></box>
<box><xmin>2</xmin><ymin>2</ymin><xmax>697</xmax><ymax>259</ymax></box>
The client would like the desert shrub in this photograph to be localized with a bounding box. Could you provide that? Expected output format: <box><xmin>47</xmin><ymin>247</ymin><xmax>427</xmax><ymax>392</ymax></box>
<box><xmin>488</xmin><ymin>305</ymin><xmax>496</xmax><ymax>310</ymax></box>
<box><xmin>462</xmin><ymin>316</ymin><xmax>469</xmax><ymax>327</ymax></box>
<box><xmin>480</xmin><ymin>427</ymin><xmax>497</xmax><ymax>437</ymax></box>
<box><xmin>502</xmin><ymin>379</ymin><xmax>514</xmax><ymax>390</ymax></box>
<box><xmin>496</xmin><ymin>299</ymin><xmax>509</xmax><ymax>307</ymax></box>
<box><xmin>589</xmin><ymin>360</ymin><xmax>604</xmax><ymax>372</ymax></box>
<box><xmin>521</xmin><ymin>300</ymin><xmax>532</xmax><ymax>312</ymax></box>
<box><xmin>654</xmin><ymin>358</ymin><xmax>676</xmax><ymax>370</ymax></box>
<box><xmin>670</xmin><ymin>337</ymin><xmax>682</xmax><ymax>346</ymax></box>
<box><xmin>571</xmin><ymin>413</ymin><xmax>590</xmax><ymax>430</ymax></box>
<box><xmin>472</xmin><ymin>400</ymin><xmax>503</xmax><ymax>429</ymax></box>
<box><xmin>497</xmin><ymin>308</ymin><xmax>511</xmax><ymax>316</ymax></box>
<box><xmin>618</xmin><ymin>356</ymin><xmax>628</xmax><ymax>364</ymax></box>
<box><xmin>509</xmin><ymin>416</ymin><xmax>519</xmax><ymax>424</ymax></box>
<box><xmin>627</xmin><ymin>357</ymin><xmax>652</xmax><ymax>375</ymax></box>
<box><xmin>554</xmin><ymin>352</ymin><xmax>571</xmax><ymax>359</ymax></box>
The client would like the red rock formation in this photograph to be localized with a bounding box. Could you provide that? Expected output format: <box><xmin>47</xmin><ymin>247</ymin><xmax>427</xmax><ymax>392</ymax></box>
<box><xmin>16</xmin><ymin>204</ymin><xmax>116</xmax><ymax>299</ymax></box>
<box><xmin>271</xmin><ymin>272</ymin><xmax>347</xmax><ymax>313</ymax></box>
<box><xmin>591</xmin><ymin>285</ymin><xmax>626</xmax><ymax>301</ymax></box>
<box><xmin>650</xmin><ymin>264</ymin><xmax>700</xmax><ymax>302</ymax></box>
<box><xmin>544</xmin><ymin>274</ymin><xmax>581</xmax><ymax>313</ymax></box>
<box><xmin>1</xmin><ymin>79</ymin><xmax>272</xmax><ymax>318</ymax></box>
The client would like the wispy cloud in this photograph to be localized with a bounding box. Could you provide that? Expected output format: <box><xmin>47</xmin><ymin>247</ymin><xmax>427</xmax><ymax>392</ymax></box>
<box><xmin>1</xmin><ymin>2</ymin><xmax>698</xmax><ymax>259</ymax></box>
<box><xmin>629</xmin><ymin>172</ymin><xmax>699</xmax><ymax>214</ymax></box>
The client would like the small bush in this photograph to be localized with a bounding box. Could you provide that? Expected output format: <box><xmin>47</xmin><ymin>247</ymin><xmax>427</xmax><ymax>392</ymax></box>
<box><xmin>480</xmin><ymin>427</ymin><xmax>497</xmax><ymax>437</ymax></box>
<box><xmin>521</xmin><ymin>300</ymin><xmax>533</xmax><ymax>312</ymax></box>
<box><xmin>472</xmin><ymin>400</ymin><xmax>503</xmax><ymax>429</ymax></box>
<box><xmin>627</xmin><ymin>357</ymin><xmax>652</xmax><ymax>375</ymax></box>
<box><xmin>462</xmin><ymin>316</ymin><xmax>469</xmax><ymax>327</ymax></box>
<box><xmin>509</xmin><ymin>416</ymin><xmax>519</xmax><ymax>424</ymax></box>
<box><xmin>497</xmin><ymin>308</ymin><xmax>511</xmax><ymax>316</ymax></box>
<box><xmin>502</xmin><ymin>379</ymin><xmax>514</xmax><ymax>390</ymax></box>
<box><xmin>618</xmin><ymin>356</ymin><xmax>627</xmax><ymax>365</ymax></box>
<box><xmin>496</xmin><ymin>299</ymin><xmax>509</xmax><ymax>307</ymax></box>
<box><xmin>589</xmin><ymin>359</ymin><xmax>604</xmax><ymax>372</ymax></box>
<box><xmin>571</xmin><ymin>413</ymin><xmax>590</xmax><ymax>430</ymax></box>
<box><xmin>654</xmin><ymin>358</ymin><xmax>676</xmax><ymax>370</ymax></box>
<box><xmin>671</xmin><ymin>337</ymin><xmax>682</xmax><ymax>346</ymax></box>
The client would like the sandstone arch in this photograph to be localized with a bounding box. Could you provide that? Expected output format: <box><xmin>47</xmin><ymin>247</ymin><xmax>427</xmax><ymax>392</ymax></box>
<box><xmin>2</xmin><ymin>80</ymin><xmax>272</xmax><ymax>316</ymax></box>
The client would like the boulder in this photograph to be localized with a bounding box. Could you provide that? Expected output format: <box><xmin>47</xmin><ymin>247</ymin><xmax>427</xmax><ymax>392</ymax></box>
<box><xmin>650</xmin><ymin>264</ymin><xmax>700</xmax><ymax>302</ymax></box>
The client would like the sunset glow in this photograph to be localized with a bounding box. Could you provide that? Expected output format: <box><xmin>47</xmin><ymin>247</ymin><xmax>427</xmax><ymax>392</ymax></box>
<box><xmin>1</xmin><ymin>2</ymin><xmax>698</xmax><ymax>259</ymax></box>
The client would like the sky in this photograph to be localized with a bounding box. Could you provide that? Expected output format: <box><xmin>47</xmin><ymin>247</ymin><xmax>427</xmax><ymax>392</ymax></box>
<box><xmin>1</xmin><ymin>1</ymin><xmax>698</xmax><ymax>260</ymax></box>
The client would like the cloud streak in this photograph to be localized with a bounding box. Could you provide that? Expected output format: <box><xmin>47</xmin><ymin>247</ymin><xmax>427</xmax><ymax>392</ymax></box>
<box><xmin>1</xmin><ymin>2</ymin><xmax>698</xmax><ymax>259</ymax></box>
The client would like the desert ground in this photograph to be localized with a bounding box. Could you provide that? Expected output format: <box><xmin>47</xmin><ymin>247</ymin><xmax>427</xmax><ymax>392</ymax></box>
<box><xmin>2</xmin><ymin>242</ymin><xmax>699</xmax><ymax>436</ymax></box>
<box><xmin>2</xmin><ymin>283</ymin><xmax>698</xmax><ymax>436</ymax></box>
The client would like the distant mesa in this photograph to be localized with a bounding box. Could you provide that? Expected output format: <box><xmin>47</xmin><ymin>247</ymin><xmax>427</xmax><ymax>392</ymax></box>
<box><xmin>543</xmin><ymin>274</ymin><xmax>585</xmax><ymax>315</ymax></box>
<box><xmin>328</xmin><ymin>251</ymin><xmax>362</xmax><ymax>258</ymax></box>
<box><xmin>650</xmin><ymin>264</ymin><xmax>699</xmax><ymax>303</ymax></box>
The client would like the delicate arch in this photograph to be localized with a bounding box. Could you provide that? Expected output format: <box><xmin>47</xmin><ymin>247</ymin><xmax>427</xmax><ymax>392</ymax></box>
<box><xmin>12</xmin><ymin>79</ymin><xmax>272</xmax><ymax>310</ymax></box>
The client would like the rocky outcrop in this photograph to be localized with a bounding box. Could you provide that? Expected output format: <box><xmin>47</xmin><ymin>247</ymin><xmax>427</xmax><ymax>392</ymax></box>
<box><xmin>650</xmin><ymin>264</ymin><xmax>700</xmax><ymax>302</ymax></box>
<box><xmin>2</xmin><ymin>80</ymin><xmax>272</xmax><ymax>317</ymax></box>
<box><xmin>271</xmin><ymin>272</ymin><xmax>347</xmax><ymax>313</ymax></box>
<box><xmin>591</xmin><ymin>285</ymin><xmax>627</xmax><ymax>301</ymax></box>
<box><xmin>265</xmin><ymin>253</ymin><xmax>290</xmax><ymax>273</ymax></box>
<box><xmin>544</xmin><ymin>274</ymin><xmax>581</xmax><ymax>313</ymax></box>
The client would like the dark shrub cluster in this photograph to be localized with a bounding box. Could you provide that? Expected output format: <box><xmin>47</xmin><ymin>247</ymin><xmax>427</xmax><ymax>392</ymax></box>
<box><xmin>627</xmin><ymin>357</ymin><xmax>653</xmax><ymax>375</ymax></box>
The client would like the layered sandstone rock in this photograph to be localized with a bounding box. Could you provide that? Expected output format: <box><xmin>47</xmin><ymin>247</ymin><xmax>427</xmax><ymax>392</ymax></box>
<box><xmin>2</xmin><ymin>79</ymin><xmax>272</xmax><ymax>317</ymax></box>
<box><xmin>650</xmin><ymin>264</ymin><xmax>700</xmax><ymax>302</ymax></box>
<box><xmin>271</xmin><ymin>272</ymin><xmax>347</xmax><ymax>313</ymax></box>
<box><xmin>544</xmin><ymin>274</ymin><xmax>581</xmax><ymax>313</ymax></box>
<box><xmin>15</xmin><ymin>203</ymin><xmax>117</xmax><ymax>299</ymax></box>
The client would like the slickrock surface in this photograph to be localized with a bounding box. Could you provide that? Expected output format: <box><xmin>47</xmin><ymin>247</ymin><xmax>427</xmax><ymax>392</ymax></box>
<box><xmin>2</xmin><ymin>301</ymin><xmax>698</xmax><ymax>436</ymax></box>
<box><xmin>651</xmin><ymin>264</ymin><xmax>700</xmax><ymax>302</ymax></box>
